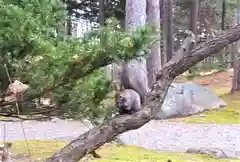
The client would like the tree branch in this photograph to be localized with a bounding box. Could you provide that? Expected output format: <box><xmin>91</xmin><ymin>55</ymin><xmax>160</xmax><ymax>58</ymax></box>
<box><xmin>45</xmin><ymin>25</ymin><xmax>240</xmax><ymax>162</ymax></box>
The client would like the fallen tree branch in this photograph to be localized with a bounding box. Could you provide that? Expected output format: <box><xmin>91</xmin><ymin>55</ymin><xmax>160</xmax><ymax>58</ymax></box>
<box><xmin>0</xmin><ymin>107</ymin><xmax>58</xmax><ymax>121</ymax></box>
<box><xmin>0</xmin><ymin>113</ymin><xmax>50</xmax><ymax>121</ymax></box>
<box><xmin>45</xmin><ymin>25</ymin><xmax>240</xmax><ymax>162</ymax></box>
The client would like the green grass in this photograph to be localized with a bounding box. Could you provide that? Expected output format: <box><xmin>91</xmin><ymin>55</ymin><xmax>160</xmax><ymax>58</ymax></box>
<box><xmin>92</xmin><ymin>145</ymin><xmax>240</xmax><ymax>162</ymax></box>
<box><xmin>1</xmin><ymin>140</ymin><xmax>66</xmax><ymax>161</ymax></box>
<box><xmin>4</xmin><ymin>141</ymin><xmax>240</xmax><ymax>162</ymax></box>
<box><xmin>183</xmin><ymin>88</ymin><xmax>240</xmax><ymax>124</ymax></box>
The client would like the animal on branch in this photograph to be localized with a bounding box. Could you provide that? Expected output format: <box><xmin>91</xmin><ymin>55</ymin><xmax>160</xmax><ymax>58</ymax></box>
<box><xmin>115</xmin><ymin>59</ymin><xmax>149</xmax><ymax>114</ymax></box>
<box><xmin>115</xmin><ymin>89</ymin><xmax>142</xmax><ymax>114</ymax></box>
<box><xmin>173</xmin><ymin>31</ymin><xmax>197</xmax><ymax>59</ymax></box>
<box><xmin>121</xmin><ymin>60</ymin><xmax>149</xmax><ymax>103</ymax></box>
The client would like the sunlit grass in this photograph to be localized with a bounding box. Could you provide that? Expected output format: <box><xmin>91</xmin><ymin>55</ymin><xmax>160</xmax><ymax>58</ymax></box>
<box><xmin>0</xmin><ymin>140</ymin><xmax>66</xmax><ymax>161</ymax></box>
<box><xmin>2</xmin><ymin>141</ymin><xmax>239</xmax><ymax>162</ymax></box>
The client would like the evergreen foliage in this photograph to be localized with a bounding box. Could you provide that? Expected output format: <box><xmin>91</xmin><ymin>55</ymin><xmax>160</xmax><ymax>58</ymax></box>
<box><xmin>0</xmin><ymin>0</ymin><xmax>157</xmax><ymax>120</ymax></box>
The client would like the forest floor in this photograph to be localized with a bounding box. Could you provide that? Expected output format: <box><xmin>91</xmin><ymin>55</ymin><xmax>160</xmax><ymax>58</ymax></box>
<box><xmin>1</xmin><ymin>69</ymin><xmax>240</xmax><ymax>162</ymax></box>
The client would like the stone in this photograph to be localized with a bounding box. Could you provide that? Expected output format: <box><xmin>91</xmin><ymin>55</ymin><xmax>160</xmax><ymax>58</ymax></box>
<box><xmin>154</xmin><ymin>82</ymin><xmax>226</xmax><ymax>119</ymax></box>
<box><xmin>186</xmin><ymin>147</ymin><xmax>240</xmax><ymax>159</ymax></box>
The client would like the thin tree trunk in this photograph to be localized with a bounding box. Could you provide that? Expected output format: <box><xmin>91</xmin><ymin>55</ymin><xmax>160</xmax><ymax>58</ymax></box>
<box><xmin>163</xmin><ymin>0</ymin><xmax>173</xmax><ymax>62</ymax></box>
<box><xmin>229</xmin><ymin>8</ymin><xmax>240</xmax><ymax>68</ymax></box>
<box><xmin>231</xmin><ymin>5</ymin><xmax>240</xmax><ymax>92</ymax></box>
<box><xmin>188</xmin><ymin>0</ymin><xmax>199</xmax><ymax>73</ymax></box>
<box><xmin>99</xmin><ymin>0</ymin><xmax>105</xmax><ymax>26</ymax></box>
<box><xmin>45</xmin><ymin>25</ymin><xmax>240</xmax><ymax>162</ymax></box>
<box><xmin>124</xmin><ymin>0</ymin><xmax>149</xmax><ymax>89</ymax></box>
<box><xmin>159</xmin><ymin>0</ymin><xmax>165</xmax><ymax>66</ymax></box>
<box><xmin>231</xmin><ymin>57</ymin><xmax>240</xmax><ymax>92</ymax></box>
<box><xmin>222</xmin><ymin>0</ymin><xmax>226</xmax><ymax>31</ymax></box>
<box><xmin>66</xmin><ymin>0</ymin><xmax>72</xmax><ymax>36</ymax></box>
<box><xmin>146</xmin><ymin>0</ymin><xmax>161</xmax><ymax>88</ymax></box>
<box><xmin>218</xmin><ymin>0</ymin><xmax>226</xmax><ymax>65</ymax></box>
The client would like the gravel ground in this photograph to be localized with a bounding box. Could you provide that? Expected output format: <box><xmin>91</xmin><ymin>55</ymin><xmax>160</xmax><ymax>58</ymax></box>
<box><xmin>0</xmin><ymin>119</ymin><xmax>239</xmax><ymax>158</ymax></box>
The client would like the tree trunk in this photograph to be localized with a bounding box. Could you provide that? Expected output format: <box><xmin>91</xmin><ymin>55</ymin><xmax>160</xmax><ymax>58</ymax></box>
<box><xmin>189</xmin><ymin>0</ymin><xmax>199</xmax><ymax>49</ymax></box>
<box><xmin>159</xmin><ymin>0</ymin><xmax>165</xmax><ymax>66</ymax></box>
<box><xmin>123</xmin><ymin>0</ymin><xmax>149</xmax><ymax>89</ymax></box>
<box><xmin>66</xmin><ymin>1</ymin><xmax>72</xmax><ymax>36</ymax></box>
<box><xmin>218</xmin><ymin>0</ymin><xmax>226</xmax><ymax>64</ymax></box>
<box><xmin>146</xmin><ymin>0</ymin><xmax>161</xmax><ymax>88</ymax></box>
<box><xmin>163</xmin><ymin>0</ymin><xmax>173</xmax><ymax>62</ymax></box>
<box><xmin>231</xmin><ymin>57</ymin><xmax>240</xmax><ymax>92</ymax></box>
<box><xmin>99</xmin><ymin>0</ymin><xmax>105</xmax><ymax>26</ymax></box>
<box><xmin>221</xmin><ymin>0</ymin><xmax>226</xmax><ymax>31</ymax></box>
<box><xmin>231</xmin><ymin>6</ymin><xmax>240</xmax><ymax>92</ymax></box>
<box><xmin>188</xmin><ymin>0</ymin><xmax>199</xmax><ymax>73</ymax></box>
<box><xmin>229</xmin><ymin>7</ymin><xmax>240</xmax><ymax>68</ymax></box>
<box><xmin>45</xmin><ymin>25</ymin><xmax>240</xmax><ymax>162</ymax></box>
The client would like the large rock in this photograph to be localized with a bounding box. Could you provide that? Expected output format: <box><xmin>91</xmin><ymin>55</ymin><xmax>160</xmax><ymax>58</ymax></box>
<box><xmin>154</xmin><ymin>82</ymin><xmax>226</xmax><ymax>119</ymax></box>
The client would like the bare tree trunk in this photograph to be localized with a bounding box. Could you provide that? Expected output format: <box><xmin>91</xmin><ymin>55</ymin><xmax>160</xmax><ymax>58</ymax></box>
<box><xmin>231</xmin><ymin>57</ymin><xmax>240</xmax><ymax>92</ymax></box>
<box><xmin>218</xmin><ymin>0</ymin><xmax>226</xmax><ymax>64</ymax></box>
<box><xmin>99</xmin><ymin>0</ymin><xmax>105</xmax><ymax>26</ymax></box>
<box><xmin>231</xmin><ymin>6</ymin><xmax>240</xmax><ymax>92</ymax></box>
<box><xmin>123</xmin><ymin>0</ymin><xmax>149</xmax><ymax>89</ymax></box>
<box><xmin>66</xmin><ymin>1</ymin><xmax>72</xmax><ymax>36</ymax></box>
<box><xmin>146</xmin><ymin>0</ymin><xmax>161</xmax><ymax>88</ymax></box>
<box><xmin>188</xmin><ymin>0</ymin><xmax>199</xmax><ymax>73</ymax></box>
<box><xmin>45</xmin><ymin>25</ymin><xmax>240</xmax><ymax>162</ymax></box>
<box><xmin>159</xmin><ymin>0</ymin><xmax>165</xmax><ymax>66</ymax></box>
<box><xmin>222</xmin><ymin>0</ymin><xmax>226</xmax><ymax>31</ymax></box>
<box><xmin>229</xmin><ymin>43</ymin><xmax>236</xmax><ymax>68</ymax></box>
<box><xmin>229</xmin><ymin>7</ymin><xmax>240</xmax><ymax>68</ymax></box>
<box><xmin>163</xmin><ymin>0</ymin><xmax>173</xmax><ymax>62</ymax></box>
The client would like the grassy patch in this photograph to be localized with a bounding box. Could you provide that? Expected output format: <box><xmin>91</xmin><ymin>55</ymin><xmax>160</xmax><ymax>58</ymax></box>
<box><xmin>5</xmin><ymin>141</ymin><xmax>240</xmax><ymax>162</ymax></box>
<box><xmin>0</xmin><ymin>116</ymin><xmax>10</xmax><ymax>120</ymax></box>
<box><xmin>183</xmin><ymin>87</ymin><xmax>240</xmax><ymax>124</ymax></box>
<box><xmin>1</xmin><ymin>140</ymin><xmax>66</xmax><ymax>161</ymax></box>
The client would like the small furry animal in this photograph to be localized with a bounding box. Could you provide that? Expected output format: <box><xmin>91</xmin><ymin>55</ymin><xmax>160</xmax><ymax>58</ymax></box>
<box><xmin>173</xmin><ymin>35</ymin><xmax>196</xmax><ymax>59</ymax></box>
<box><xmin>115</xmin><ymin>89</ymin><xmax>142</xmax><ymax>114</ymax></box>
<box><xmin>121</xmin><ymin>60</ymin><xmax>149</xmax><ymax>104</ymax></box>
<box><xmin>172</xmin><ymin>32</ymin><xmax>196</xmax><ymax>60</ymax></box>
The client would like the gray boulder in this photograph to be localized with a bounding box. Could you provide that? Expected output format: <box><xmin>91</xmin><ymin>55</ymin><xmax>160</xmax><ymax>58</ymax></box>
<box><xmin>154</xmin><ymin>82</ymin><xmax>226</xmax><ymax>119</ymax></box>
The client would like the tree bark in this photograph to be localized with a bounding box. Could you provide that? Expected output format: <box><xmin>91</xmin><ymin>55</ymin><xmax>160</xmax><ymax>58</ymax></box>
<box><xmin>99</xmin><ymin>0</ymin><xmax>105</xmax><ymax>26</ymax></box>
<box><xmin>66</xmin><ymin>0</ymin><xmax>72</xmax><ymax>36</ymax></box>
<box><xmin>146</xmin><ymin>0</ymin><xmax>161</xmax><ymax>88</ymax></box>
<box><xmin>231</xmin><ymin>57</ymin><xmax>240</xmax><ymax>92</ymax></box>
<box><xmin>163</xmin><ymin>0</ymin><xmax>173</xmax><ymax>62</ymax></box>
<box><xmin>221</xmin><ymin>0</ymin><xmax>226</xmax><ymax>31</ymax></box>
<box><xmin>231</xmin><ymin>6</ymin><xmax>240</xmax><ymax>92</ymax></box>
<box><xmin>45</xmin><ymin>25</ymin><xmax>240</xmax><ymax>162</ymax></box>
<box><xmin>188</xmin><ymin>0</ymin><xmax>199</xmax><ymax>73</ymax></box>
<box><xmin>122</xmin><ymin>0</ymin><xmax>149</xmax><ymax>90</ymax></box>
<box><xmin>159</xmin><ymin>0</ymin><xmax>165</xmax><ymax>66</ymax></box>
<box><xmin>189</xmin><ymin>0</ymin><xmax>199</xmax><ymax>50</ymax></box>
